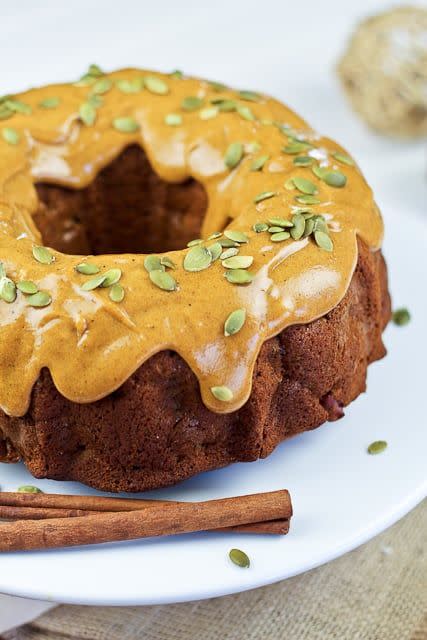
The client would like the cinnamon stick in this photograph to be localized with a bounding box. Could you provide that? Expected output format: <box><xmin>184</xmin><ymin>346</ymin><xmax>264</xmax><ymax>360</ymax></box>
<box><xmin>0</xmin><ymin>491</ymin><xmax>166</xmax><ymax>512</ymax></box>
<box><xmin>0</xmin><ymin>490</ymin><xmax>292</xmax><ymax>552</ymax></box>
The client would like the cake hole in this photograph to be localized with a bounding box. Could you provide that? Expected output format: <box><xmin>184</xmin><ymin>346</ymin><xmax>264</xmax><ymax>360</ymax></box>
<box><xmin>34</xmin><ymin>145</ymin><xmax>208</xmax><ymax>255</ymax></box>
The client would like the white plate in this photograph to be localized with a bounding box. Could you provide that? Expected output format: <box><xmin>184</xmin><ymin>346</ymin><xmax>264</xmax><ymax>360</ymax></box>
<box><xmin>0</xmin><ymin>207</ymin><xmax>425</xmax><ymax>605</ymax></box>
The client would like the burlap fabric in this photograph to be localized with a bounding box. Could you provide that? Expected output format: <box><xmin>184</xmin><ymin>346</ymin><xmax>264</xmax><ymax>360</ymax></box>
<box><xmin>3</xmin><ymin>501</ymin><xmax>426</xmax><ymax>640</ymax></box>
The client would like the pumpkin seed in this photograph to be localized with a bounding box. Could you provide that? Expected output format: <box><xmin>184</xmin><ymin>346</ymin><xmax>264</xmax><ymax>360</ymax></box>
<box><xmin>144</xmin><ymin>76</ymin><xmax>169</xmax><ymax>95</ymax></box>
<box><xmin>17</xmin><ymin>485</ymin><xmax>43</xmax><ymax>493</ymax></box>
<box><xmin>101</xmin><ymin>268</ymin><xmax>122</xmax><ymax>287</ymax></box>
<box><xmin>271</xmin><ymin>231</ymin><xmax>290</xmax><ymax>242</ymax></box>
<box><xmin>290</xmin><ymin>214</ymin><xmax>306</xmax><ymax>239</ymax></box>
<box><xmin>199</xmin><ymin>106</ymin><xmax>218</xmax><ymax>120</ymax></box>
<box><xmin>170</xmin><ymin>69</ymin><xmax>184</xmax><ymax>79</ymax></box>
<box><xmin>229</xmin><ymin>548</ymin><xmax>250</xmax><ymax>568</ymax></box>
<box><xmin>164</xmin><ymin>113</ymin><xmax>182</xmax><ymax>126</ymax></box>
<box><xmin>2</xmin><ymin>127</ymin><xmax>20</xmax><ymax>145</ymax></box>
<box><xmin>211</xmin><ymin>385</ymin><xmax>234</xmax><ymax>401</ymax></box>
<box><xmin>116</xmin><ymin>78</ymin><xmax>144</xmax><ymax>93</ymax></box>
<box><xmin>292</xmin><ymin>176</ymin><xmax>318</xmax><ymax>195</ymax></box>
<box><xmin>0</xmin><ymin>277</ymin><xmax>16</xmax><ymax>303</ymax></box>
<box><xmin>224</xmin><ymin>142</ymin><xmax>244</xmax><ymax>169</ymax></box>
<box><xmin>184</xmin><ymin>245</ymin><xmax>212</xmax><ymax>272</ymax></box>
<box><xmin>323</xmin><ymin>171</ymin><xmax>347</xmax><ymax>188</ymax></box>
<box><xmin>209</xmin><ymin>81</ymin><xmax>227</xmax><ymax>92</ymax></box>
<box><xmin>113</xmin><ymin>117</ymin><xmax>139</xmax><ymax>133</ymax></box>
<box><xmin>295</xmin><ymin>194</ymin><xmax>321</xmax><ymax>205</ymax></box>
<box><xmin>0</xmin><ymin>106</ymin><xmax>13</xmax><ymax>120</ymax></box>
<box><xmin>149</xmin><ymin>269</ymin><xmax>177</xmax><ymax>291</ymax></box>
<box><xmin>267</xmin><ymin>217</ymin><xmax>293</xmax><ymax>228</ymax></box>
<box><xmin>109</xmin><ymin>283</ymin><xmax>125</xmax><ymax>302</ymax></box>
<box><xmin>208</xmin><ymin>231</ymin><xmax>222</xmax><ymax>240</ymax></box>
<box><xmin>333</xmin><ymin>151</ymin><xmax>354</xmax><ymax>166</ymax></box>
<box><xmin>224</xmin><ymin>230</ymin><xmax>248</xmax><ymax>244</ymax></box>
<box><xmin>268</xmin><ymin>226</ymin><xmax>285</xmax><ymax>233</ymax></box>
<box><xmin>246</xmin><ymin>141</ymin><xmax>261</xmax><ymax>153</ymax></box>
<box><xmin>224</xmin><ymin>269</ymin><xmax>253</xmax><ymax>284</ymax></box>
<box><xmin>236</xmin><ymin>104</ymin><xmax>255</xmax><ymax>121</ymax></box>
<box><xmin>220</xmin><ymin>238</ymin><xmax>239</xmax><ymax>248</ymax></box>
<box><xmin>79</xmin><ymin>102</ymin><xmax>97</xmax><ymax>126</ymax></box>
<box><xmin>91</xmin><ymin>78</ymin><xmax>112</xmax><ymax>95</ymax></box>
<box><xmin>313</xmin><ymin>215</ymin><xmax>328</xmax><ymax>233</ymax></box>
<box><xmin>211</xmin><ymin>98</ymin><xmax>236</xmax><ymax>112</ymax></box>
<box><xmin>314</xmin><ymin>230</ymin><xmax>333</xmax><ymax>251</ymax></box>
<box><xmin>253</xmin><ymin>222</ymin><xmax>268</xmax><ymax>233</ymax></box>
<box><xmin>293</xmin><ymin>155</ymin><xmax>313</xmax><ymax>167</ymax></box>
<box><xmin>88</xmin><ymin>94</ymin><xmax>103</xmax><ymax>108</ymax></box>
<box><xmin>282</xmin><ymin>141</ymin><xmax>311</xmax><ymax>154</ymax></box>
<box><xmin>75</xmin><ymin>262</ymin><xmax>100</xmax><ymax>275</ymax></box>
<box><xmin>367</xmin><ymin>440</ymin><xmax>387</xmax><ymax>455</ymax></box>
<box><xmin>284</xmin><ymin>178</ymin><xmax>295</xmax><ymax>190</ymax></box>
<box><xmin>27</xmin><ymin>291</ymin><xmax>52</xmax><ymax>307</ymax></box>
<box><xmin>222</xmin><ymin>255</ymin><xmax>253</xmax><ymax>269</ymax></box>
<box><xmin>392</xmin><ymin>308</ymin><xmax>411</xmax><ymax>326</ymax></box>
<box><xmin>4</xmin><ymin>99</ymin><xmax>31</xmax><ymax>115</ymax></box>
<box><xmin>81</xmin><ymin>274</ymin><xmax>107</xmax><ymax>291</ymax></box>
<box><xmin>187</xmin><ymin>239</ymin><xmax>203</xmax><ymax>247</ymax></box>
<box><xmin>224</xmin><ymin>308</ymin><xmax>246</xmax><ymax>336</ymax></box>
<box><xmin>144</xmin><ymin>255</ymin><xmax>164</xmax><ymax>272</ymax></box>
<box><xmin>238</xmin><ymin>90</ymin><xmax>261</xmax><ymax>102</ymax></box>
<box><xmin>250</xmin><ymin>155</ymin><xmax>269</xmax><ymax>171</ymax></box>
<box><xmin>32</xmin><ymin>245</ymin><xmax>55</xmax><ymax>265</ymax></box>
<box><xmin>39</xmin><ymin>97</ymin><xmax>60</xmax><ymax>109</ymax></box>
<box><xmin>220</xmin><ymin>247</ymin><xmax>239</xmax><ymax>260</ymax></box>
<box><xmin>17</xmin><ymin>280</ymin><xmax>38</xmax><ymax>294</ymax></box>
<box><xmin>253</xmin><ymin>191</ymin><xmax>276</xmax><ymax>203</ymax></box>
<box><xmin>311</xmin><ymin>164</ymin><xmax>328</xmax><ymax>179</ymax></box>
<box><xmin>160</xmin><ymin>256</ymin><xmax>177</xmax><ymax>269</ymax></box>
<box><xmin>208</xmin><ymin>242</ymin><xmax>222</xmax><ymax>262</ymax></box>
<box><xmin>87</xmin><ymin>64</ymin><xmax>103</xmax><ymax>77</ymax></box>
<box><xmin>181</xmin><ymin>96</ymin><xmax>203</xmax><ymax>111</ymax></box>
<box><xmin>303</xmin><ymin>217</ymin><xmax>315</xmax><ymax>237</ymax></box>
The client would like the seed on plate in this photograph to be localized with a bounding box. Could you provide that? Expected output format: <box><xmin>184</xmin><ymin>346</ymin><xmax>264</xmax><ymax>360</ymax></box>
<box><xmin>211</xmin><ymin>386</ymin><xmax>234</xmax><ymax>401</ymax></box>
<box><xmin>32</xmin><ymin>245</ymin><xmax>55</xmax><ymax>265</ymax></box>
<box><xmin>224</xmin><ymin>308</ymin><xmax>246</xmax><ymax>336</ymax></box>
<box><xmin>184</xmin><ymin>245</ymin><xmax>212</xmax><ymax>272</ymax></box>
<box><xmin>224</xmin><ymin>142</ymin><xmax>244</xmax><ymax>169</ymax></box>
<box><xmin>367</xmin><ymin>440</ymin><xmax>387</xmax><ymax>455</ymax></box>
<box><xmin>17</xmin><ymin>485</ymin><xmax>43</xmax><ymax>493</ymax></box>
<box><xmin>392</xmin><ymin>308</ymin><xmax>411</xmax><ymax>326</ymax></box>
<box><xmin>229</xmin><ymin>548</ymin><xmax>250</xmax><ymax>568</ymax></box>
<box><xmin>149</xmin><ymin>269</ymin><xmax>177</xmax><ymax>291</ymax></box>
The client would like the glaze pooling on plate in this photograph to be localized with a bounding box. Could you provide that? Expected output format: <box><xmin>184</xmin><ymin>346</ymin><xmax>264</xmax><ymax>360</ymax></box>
<box><xmin>0</xmin><ymin>66</ymin><xmax>383</xmax><ymax>417</ymax></box>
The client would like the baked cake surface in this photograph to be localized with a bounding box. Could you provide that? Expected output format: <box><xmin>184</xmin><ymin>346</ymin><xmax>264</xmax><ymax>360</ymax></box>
<box><xmin>0</xmin><ymin>66</ymin><xmax>390</xmax><ymax>491</ymax></box>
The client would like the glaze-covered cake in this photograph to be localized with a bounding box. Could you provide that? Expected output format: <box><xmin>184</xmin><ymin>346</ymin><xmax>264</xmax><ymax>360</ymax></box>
<box><xmin>0</xmin><ymin>66</ymin><xmax>390</xmax><ymax>491</ymax></box>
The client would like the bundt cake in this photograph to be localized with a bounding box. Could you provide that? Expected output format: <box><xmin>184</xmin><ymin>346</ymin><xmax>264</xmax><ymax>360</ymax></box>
<box><xmin>0</xmin><ymin>66</ymin><xmax>390</xmax><ymax>492</ymax></box>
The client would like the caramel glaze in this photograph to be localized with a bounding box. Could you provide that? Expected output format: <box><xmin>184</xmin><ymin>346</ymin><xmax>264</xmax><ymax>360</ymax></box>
<box><xmin>0</xmin><ymin>68</ymin><xmax>383</xmax><ymax>417</ymax></box>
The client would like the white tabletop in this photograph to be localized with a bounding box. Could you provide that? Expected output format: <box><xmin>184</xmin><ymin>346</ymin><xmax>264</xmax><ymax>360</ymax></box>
<box><xmin>0</xmin><ymin>0</ymin><xmax>425</xmax><ymax>631</ymax></box>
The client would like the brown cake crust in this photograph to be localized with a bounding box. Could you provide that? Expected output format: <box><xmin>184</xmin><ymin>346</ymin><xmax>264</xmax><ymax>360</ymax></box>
<box><xmin>0</xmin><ymin>238</ymin><xmax>390</xmax><ymax>492</ymax></box>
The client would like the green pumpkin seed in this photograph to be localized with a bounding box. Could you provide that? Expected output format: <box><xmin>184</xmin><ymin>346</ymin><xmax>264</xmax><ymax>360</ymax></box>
<box><xmin>333</xmin><ymin>151</ymin><xmax>354</xmax><ymax>166</ymax></box>
<box><xmin>79</xmin><ymin>102</ymin><xmax>97</xmax><ymax>126</ymax></box>
<box><xmin>268</xmin><ymin>226</ymin><xmax>285</xmax><ymax>233</ymax></box>
<box><xmin>199</xmin><ymin>106</ymin><xmax>218</xmax><ymax>120</ymax></box>
<box><xmin>17</xmin><ymin>485</ymin><xmax>43</xmax><ymax>493</ymax></box>
<box><xmin>0</xmin><ymin>278</ymin><xmax>16</xmax><ymax>303</ymax></box>
<box><xmin>314</xmin><ymin>230</ymin><xmax>333</xmax><ymax>252</ymax></box>
<box><xmin>91</xmin><ymin>78</ymin><xmax>112</xmax><ymax>95</ymax></box>
<box><xmin>295</xmin><ymin>194</ymin><xmax>321</xmax><ymax>205</ymax></box>
<box><xmin>236</xmin><ymin>104</ymin><xmax>255</xmax><ymax>121</ymax></box>
<box><xmin>313</xmin><ymin>215</ymin><xmax>328</xmax><ymax>233</ymax></box>
<box><xmin>224</xmin><ymin>142</ymin><xmax>244</xmax><ymax>169</ymax></box>
<box><xmin>149</xmin><ymin>269</ymin><xmax>177</xmax><ymax>291</ymax></box>
<box><xmin>208</xmin><ymin>242</ymin><xmax>222</xmax><ymax>262</ymax></box>
<box><xmin>211</xmin><ymin>385</ymin><xmax>234</xmax><ymax>401</ymax></box>
<box><xmin>229</xmin><ymin>548</ymin><xmax>250</xmax><ymax>568</ymax></box>
<box><xmin>27</xmin><ymin>291</ymin><xmax>52</xmax><ymax>307</ymax></box>
<box><xmin>392</xmin><ymin>308</ymin><xmax>411</xmax><ymax>326</ymax></box>
<box><xmin>293</xmin><ymin>155</ymin><xmax>313</xmax><ymax>167</ymax></box>
<box><xmin>247</xmin><ymin>141</ymin><xmax>261</xmax><ymax>153</ymax></box>
<box><xmin>284</xmin><ymin>178</ymin><xmax>295</xmax><ymax>190</ymax></box>
<box><xmin>160</xmin><ymin>256</ymin><xmax>177</xmax><ymax>269</ymax></box>
<box><xmin>144</xmin><ymin>76</ymin><xmax>169</xmax><ymax>95</ymax></box>
<box><xmin>4</xmin><ymin>99</ymin><xmax>31</xmax><ymax>115</ymax></box>
<box><xmin>75</xmin><ymin>262</ymin><xmax>100</xmax><ymax>275</ymax></box>
<box><xmin>144</xmin><ymin>255</ymin><xmax>164</xmax><ymax>272</ymax></box>
<box><xmin>209</xmin><ymin>81</ymin><xmax>227</xmax><ymax>92</ymax></box>
<box><xmin>267</xmin><ymin>217</ymin><xmax>293</xmax><ymax>228</ymax></box>
<box><xmin>17</xmin><ymin>280</ymin><xmax>38</xmax><ymax>294</ymax></box>
<box><xmin>219</xmin><ymin>238</ymin><xmax>239</xmax><ymax>248</ymax></box>
<box><xmin>253</xmin><ymin>191</ymin><xmax>276</xmax><ymax>203</ymax></box>
<box><xmin>224</xmin><ymin>269</ymin><xmax>253</xmax><ymax>284</ymax></box>
<box><xmin>116</xmin><ymin>78</ymin><xmax>144</xmax><ymax>93</ymax></box>
<box><xmin>222</xmin><ymin>255</ymin><xmax>253</xmax><ymax>269</ymax></box>
<box><xmin>292</xmin><ymin>176</ymin><xmax>318</xmax><ymax>195</ymax></box>
<box><xmin>238</xmin><ymin>90</ymin><xmax>261</xmax><ymax>102</ymax></box>
<box><xmin>207</xmin><ymin>231</ymin><xmax>222</xmax><ymax>240</ymax></box>
<box><xmin>2</xmin><ymin>127</ymin><xmax>20</xmax><ymax>145</ymax></box>
<box><xmin>101</xmin><ymin>268</ymin><xmax>122</xmax><ymax>287</ymax></box>
<box><xmin>88</xmin><ymin>94</ymin><xmax>103</xmax><ymax>108</ymax></box>
<box><xmin>39</xmin><ymin>97</ymin><xmax>60</xmax><ymax>109</ymax></box>
<box><xmin>271</xmin><ymin>231</ymin><xmax>290</xmax><ymax>242</ymax></box>
<box><xmin>224</xmin><ymin>308</ymin><xmax>246</xmax><ymax>336</ymax></box>
<box><xmin>109</xmin><ymin>283</ymin><xmax>125</xmax><ymax>303</ymax></box>
<box><xmin>282</xmin><ymin>141</ymin><xmax>311</xmax><ymax>154</ymax></box>
<box><xmin>311</xmin><ymin>164</ymin><xmax>328</xmax><ymax>179</ymax></box>
<box><xmin>303</xmin><ymin>217</ymin><xmax>315</xmax><ymax>237</ymax></box>
<box><xmin>170</xmin><ymin>69</ymin><xmax>184</xmax><ymax>79</ymax></box>
<box><xmin>290</xmin><ymin>214</ymin><xmax>306</xmax><ymax>240</ymax></box>
<box><xmin>187</xmin><ymin>239</ymin><xmax>203</xmax><ymax>247</ymax></box>
<box><xmin>32</xmin><ymin>245</ymin><xmax>55</xmax><ymax>265</ymax></box>
<box><xmin>211</xmin><ymin>98</ymin><xmax>236</xmax><ymax>112</ymax></box>
<box><xmin>164</xmin><ymin>113</ymin><xmax>182</xmax><ymax>126</ymax></box>
<box><xmin>250</xmin><ymin>155</ymin><xmax>269</xmax><ymax>171</ymax></box>
<box><xmin>323</xmin><ymin>171</ymin><xmax>347</xmax><ymax>188</ymax></box>
<box><xmin>0</xmin><ymin>106</ymin><xmax>13</xmax><ymax>120</ymax></box>
<box><xmin>81</xmin><ymin>274</ymin><xmax>107</xmax><ymax>291</ymax></box>
<box><xmin>87</xmin><ymin>64</ymin><xmax>103</xmax><ymax>77</ymax></box>
<box><xmin>253</xmin><ymin>222</ymin><xmax>268</xmax><ymax>233</ymax></box>
<box><xmin>184</xmin><ymin>245</ymin><xmax>212</xmax><ymax>272</ymax></box>
<box><xmin>181</xmin><ymin>96</ymin><xmax>203</xmax><ymax>111</ymax></box>
<box><xmin>367</xmin><ymin>440</ymin><xmax>387</xmax><ymax>455</ymax></box>
<box><xmin>220</xmin><ymin>247</ymin><xmax>239</xmax><ymax>260</ymax></box>
<box><xmin>224</xmin><ymin>230</ymin><xmax>248</xmax><ymax>244</ymax></box>
<box><xmin>113</xmin><ymin>117</ymin><xmax>139</xmax><ymax>133</ymax></box>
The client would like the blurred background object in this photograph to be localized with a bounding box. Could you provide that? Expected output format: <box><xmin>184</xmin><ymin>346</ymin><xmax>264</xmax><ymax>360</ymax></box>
<box><xmin>338</xmin><ymin>6</ymin><xmax>427</xmax><ymax>139</ymax></box>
